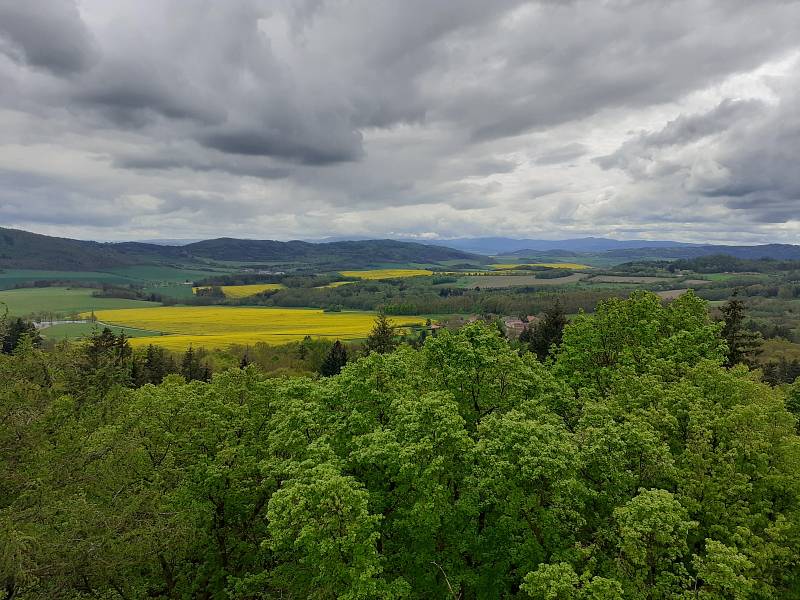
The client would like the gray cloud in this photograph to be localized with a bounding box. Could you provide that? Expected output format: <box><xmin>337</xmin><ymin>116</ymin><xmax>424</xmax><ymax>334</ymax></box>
<box><xmin>0</xmin><ymin>0</ymin><xmax>799</xmax><ymax>241</ymax></box>
<box><xmin>0</xmin><ymin>0</ymin><xmax>96</xmax><ymax>75</ymax></box>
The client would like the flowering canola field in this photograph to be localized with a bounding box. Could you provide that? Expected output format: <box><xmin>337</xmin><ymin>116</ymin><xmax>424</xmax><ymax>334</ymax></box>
<box><xmin>85</xmin><ymin>306</ymin><xmax>425</xmax><ymax>351</ymax></box>
<box><xmin>339</xmin><ymin>269</ymin><xmax>433</xmax><ymax>280</ymax></box>
<box><xmin>192</xmin><ymin>283</ymin><xmax>285</xmax><ymax>298</ymax></box>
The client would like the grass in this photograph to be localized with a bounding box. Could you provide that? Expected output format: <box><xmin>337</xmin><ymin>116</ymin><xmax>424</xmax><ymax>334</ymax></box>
<box><xmin>490</xmin><ymin>263</ymin><xmax>591</xmax><ymax>270</ymax></box>
<box><xmin>339</xmin><ymin>269</ymin><xmax>433</xmax><ymax>280</ymax></box>
<box><xmin>41</xmin><ymin>322</ymin><xmax>161</xmax><ymax>341</ymax></box>
<box><xmin>84</xmin><ymin>306</ymin><xmax>427</xmax><ymax>351</ymax></box>
<box><xmin>0</xmin><ymin>287</ymin><xmax>158</xmax><ymax>317</ymax></box>
<box><xmin>193</xmin><ymin>283</ymin><xmax>286</xmax><ymax>298</ymax></box>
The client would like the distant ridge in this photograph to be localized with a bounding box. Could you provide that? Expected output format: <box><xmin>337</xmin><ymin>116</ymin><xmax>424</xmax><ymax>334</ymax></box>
<box><xmin>0</xmin><ymin>227</ymin><xmax>484</xmax><ymax>271</ymax></box>
<box><xmin>401</xmin><ymin>236</ymin><xmax>697</xmax><ymax>255</ymax></box>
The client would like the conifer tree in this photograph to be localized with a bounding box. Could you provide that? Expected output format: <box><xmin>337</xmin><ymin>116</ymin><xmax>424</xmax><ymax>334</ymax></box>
<box><xmin>320</xmin><ymin>340</ymin><xmax>348</xmax><ymax>376</ymax></box>
<box><xmin>364</xmin><ymin>312</ymin><xmax>397</xmax><ymax>354</ymax></box>
<box><xmin>520</xmin><ymin>300</ymin><xmax>568</xmax><ymax>361</ymax></box>
<box><xmin>719</xmin><ymin>293</ymin><xmax>762</xmax><ymax>367</ymax></box>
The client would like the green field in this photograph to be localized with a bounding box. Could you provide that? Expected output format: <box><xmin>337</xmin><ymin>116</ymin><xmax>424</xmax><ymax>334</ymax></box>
<box><xmin>41</xmin><ymin>321</ymin><xmax>162</xmax><ymax>341</ymax></box>
<box><xmin>0</xmin><ymin>269</ymin><xmax>135</xmax><ymax>289</ymax></box>
<box><xmin>103</xmin><ymin>265</ymin><xmax>235</xmax><ymax>282</ymax></box>
<box><xmin>143</xmin><ymin>282</ymin><xmax>197</xmax><ymax>300</ymax></box>
<box><xmin>0</xmin><ymin>287</ymin><xmax>158</xmax><ymax>317</ymax></box>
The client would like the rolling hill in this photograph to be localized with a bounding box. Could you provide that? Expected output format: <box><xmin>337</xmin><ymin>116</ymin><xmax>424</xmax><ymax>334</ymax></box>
<box><xmin>0</xmin><ymin>228</ymin><xmax>485</xmax><ymax>271</ymax></box>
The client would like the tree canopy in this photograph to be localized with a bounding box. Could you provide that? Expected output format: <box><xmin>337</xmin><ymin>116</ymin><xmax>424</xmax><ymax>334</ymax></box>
<box><xmin>1</xmin><ymin>290</ymin><xmax>798</xmax><ymax>599</ymax></box>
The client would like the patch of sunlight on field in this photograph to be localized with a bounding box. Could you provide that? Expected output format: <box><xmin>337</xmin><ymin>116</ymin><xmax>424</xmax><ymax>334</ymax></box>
<box><xmin>192</xmin><ymin>283</ymin><xmax>285</xmax><ymax>297</ymax></box>
<box><xmin>490</xmin><ymin>263</ymin><xmax>591</xmax><ymax>270</ymax></box>
<box><xmin>339</xmin><ymin>269</ymin><xmax>433</xmax><ymax>280</ymax></box>
<box><xmin>84</xmin><ymin>306</ymin><xmax>426</xmax><ymax>350</ymax></box>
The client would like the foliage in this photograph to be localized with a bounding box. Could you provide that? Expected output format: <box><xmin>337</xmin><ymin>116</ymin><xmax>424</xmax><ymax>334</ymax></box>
<box><xmin>1</xmin><ymin>290</ymin><xmax>799</xmax><ymax>599</ymax></box>
<box><xmin>719</xmin><ymin>294</ymin><xmax>763</xmax><ymax>367</ymax></box>
<box><xmin>520</xmin><ymin>301</ymin><xmax>568</xmax><ymax>361</ymax></box>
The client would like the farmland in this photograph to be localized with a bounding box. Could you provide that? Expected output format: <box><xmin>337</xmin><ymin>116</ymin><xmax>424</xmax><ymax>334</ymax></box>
<box><xmin>0</xmin><ymin>287</ymin><xmax>157</xmax><ymax>317</ymax></box>
<box><xmin>193</xmin><ymin>283</ymin><xmax>286</xmax><ymax>298</ymax></box>
<box><xmin>85</xmin><ymin>306</ymin><xmax>427</xmax><ymax>350</ymax></box>
<box><xmin>339</xmin><ymin>269</ymin><xmax>433</xmax><ymax>280</ymax></box>
<box><xmin>462</xmin><ymin>273</ymin><xmax>587</xmax><ymax>288</ymax></box>
<box><xmin>40</xmin><ymin>321</ymin><xmax>161</xmax><ymax>341</ymax></box>
<box><xmin>490</xmin><ymin>262</ymin><xmax>591</xmax><ymax>270</ymax></box>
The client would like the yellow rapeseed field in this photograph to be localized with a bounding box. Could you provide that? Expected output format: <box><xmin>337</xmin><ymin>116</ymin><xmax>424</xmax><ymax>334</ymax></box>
<box><xmin>490</xmin><ymin>263</ymin><xmax>590</xmax><ymax>270</ymax></box>
<box><xmin>339</xmin><ymin>269</ymin><xmax>433</xmax><ymax>280</ymax></box>
<box><xmin>317</xmin><ymin>281</ymin><xmax>356</xmax><ymax>288</ymax></box>
<box><xmin>192</xmin><ymin>283</ymin><xmax>285</xmax><ymax>298</ymax></box>
<box><xmin>84</xmin><ymin>306</ymin><xmax>426</xmax><ymax>351</ymax></box>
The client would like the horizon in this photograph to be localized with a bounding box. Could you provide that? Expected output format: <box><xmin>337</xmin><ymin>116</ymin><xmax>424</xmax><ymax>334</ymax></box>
<box><xmin>3</xmin><ymin>224</ymin><xmax>798</xmax><ymax>249</ymax></box>
<box><xmin>1</xmin><ymin>2</ymin><xmax>799</xmax><ymax>243</ymax></box>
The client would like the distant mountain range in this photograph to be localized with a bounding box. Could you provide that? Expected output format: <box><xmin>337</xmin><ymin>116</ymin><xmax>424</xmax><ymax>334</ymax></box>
<box><xmin>3</xmin><ymin>227</ymin><xmax>800</xmax><ymax>271</ymax></box>
<box><xmin>314</xmin><ymin>236</ymin><xmax>697</xmax><ymax>255</ymax></box>
<box><xmin>0</xmin><ymin>228</ymin><xmax>484</xmax><ymax>271</ymax></box>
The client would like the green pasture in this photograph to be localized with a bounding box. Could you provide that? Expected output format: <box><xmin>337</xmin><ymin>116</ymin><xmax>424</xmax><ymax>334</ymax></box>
<box><xmin>0</xmin><ymin>287</ymin><xmax>158</xmax><ymax>317</ymax></box>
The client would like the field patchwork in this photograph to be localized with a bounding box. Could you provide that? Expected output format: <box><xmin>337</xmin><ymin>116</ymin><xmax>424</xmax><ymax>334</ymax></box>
<box><xmin>339</xmin><ymin>269</ymin><xmax>433</xmax><ymax>280</ymax></box>
<box><xmin>84</xmin><ymin>306</ymin><xmax>426</xmax><ymax>350</ymax></box>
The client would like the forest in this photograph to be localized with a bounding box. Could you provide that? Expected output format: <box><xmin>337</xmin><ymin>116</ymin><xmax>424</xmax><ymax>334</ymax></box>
<box><xmin>2</xmin><ymin>290</ymin><xmax>799</xmax><ymax>599</ymax></box>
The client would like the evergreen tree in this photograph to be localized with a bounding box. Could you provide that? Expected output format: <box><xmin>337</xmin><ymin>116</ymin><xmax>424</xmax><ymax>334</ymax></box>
<box><xmin>320</xmin><ymin>340</ymin><xmax>348</xmax><ymax>376</ymax></box>
<box><xmin>719</xmin><ymin>293</ymin><xmax>762</xmax><ymax>367</ymax></box>
<box><xmin>364</xmin><ymin>312</ymin><xmax>397</xmax><ymax>354</ymax></box>
<box><xmin>520</xmin><ymin>300</ymin><xmax>568</xmax><ymax>361</ymax></box>
<box><xmin>181</xmin><ymin>347</ymin><xmax>205</xmax><ymax>381</ymax></box>
<box><xmin>1</xmin><ymin>317</ymin><xmax>41</xmax><ymax>354</ymax></box>
<box><xmin>144</xmin><ymin>344</ymin><xmax>171</xmax><ymax>384</ymax></box>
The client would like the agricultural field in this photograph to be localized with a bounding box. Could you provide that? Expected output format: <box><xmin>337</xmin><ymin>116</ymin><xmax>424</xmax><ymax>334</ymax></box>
<box><xmin>339</xmin><ymin>269</ymin><xmax>433</xmax><ymax>280</ymax></box>
<box><xmin>463</xmin><ymin>273</ymin><xmax>587</xmax><ymax>288</ymax></box>
<box><xmin>490</xmin><ymin>262</ymin><xmax>591</xmax><ymax>270</ymax></box>
<box><xmin>0</xmin><ymin>287</ymin><xmax>158</xmax><ymax>317</ymax></box>
<box><xmin>85</xmin><ymin>306</ymin><xmax>427</xmax><ymax>350</ymax></box>
<box><xmin>40</xmin><ymin>321</ymin><xmax>161</xmax><ymax>341</ymax></box>
<box><xmin>588</xmin><ymin>275</ymin><xmax>675</xmax><ymax>284</ymax></box>
<box><xmin>318</xmin><ymin>281</ymin><xmax>355</xmax><ymax>288</ymax></box>
<box><xmin>0</xmin><ymin>269</ymin><xmax>133</xmax><ymax>289</ymax></box>
<box><xmin>193</xmin><ymin>283</ymin><xmax>286</xmax><ymax>298</ymax></box>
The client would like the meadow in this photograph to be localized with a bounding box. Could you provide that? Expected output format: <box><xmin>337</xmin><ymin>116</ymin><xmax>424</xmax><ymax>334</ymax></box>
<box><xmin>0</xmin><ymin>287</ymin><xmax>158</xmax><ymax>317</ymax></box>
<box><xmin>86</xmin><ymin>306</ymin><xmax>427</xmax><ymax>350</ymax></box>
<box><xmin>338</xmin><ymin>269</ymin><xmax>433</xmax><ymax>280</ymax></box>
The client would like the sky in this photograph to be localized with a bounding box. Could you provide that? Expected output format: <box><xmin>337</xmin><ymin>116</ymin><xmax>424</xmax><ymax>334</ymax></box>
<box><xmin>0</xmin><ymin>0</ymin><xmax>799</xmax><ymax>243</ymax></box>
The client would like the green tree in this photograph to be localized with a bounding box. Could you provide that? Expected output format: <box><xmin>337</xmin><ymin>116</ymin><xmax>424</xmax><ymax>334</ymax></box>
<box><xmin>719</xmin><ymin>293</ymin><xmax>762</xmax><ymax>367</ymax></box>
<box><xmin>520</xmin><ymin>300</ymin><xmax>568</xmax><ymax>361</ymax></box>
<box><xmin>365</xmin><ymin>312</ymin><xmax>398</xmax><ymax>354</ymax></box>
<box><xmin>181</xmin><ymin>346</ymin><xmax>206</xmax><ymax>381</ymax></box>
<box><xmin>320</xmin><ymin>340</ymin><xmax>348</xmax><ymax>376</ymax></box>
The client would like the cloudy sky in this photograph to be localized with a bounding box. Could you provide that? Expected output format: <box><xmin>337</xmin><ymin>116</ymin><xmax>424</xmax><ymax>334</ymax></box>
<box><xmin>1</xmin><ymin>0</ymin><xmax>799</xmax><ymax>243</ymax></box>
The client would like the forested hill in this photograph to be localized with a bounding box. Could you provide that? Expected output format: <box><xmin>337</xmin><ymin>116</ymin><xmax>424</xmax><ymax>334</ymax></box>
<box><xmin>180</xmin><ymin>237</ymin><xmax>481</xmax><ymax>265</ymax></box>
<box><xmin>0</xmin><ymin>227</ymin><xmax>483</xmax><ymax>270</ymax></box>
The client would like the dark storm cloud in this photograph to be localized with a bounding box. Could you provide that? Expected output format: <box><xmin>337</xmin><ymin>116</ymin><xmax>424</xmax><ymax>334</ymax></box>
<box><xmin>1</xmin><ymin>0</ymin><xmax>800</xmax><ymax>240</ymax></box>
<box><xmin>0</xmin><ymin>0</ymin><xmax>96</xmax><ymax>75</ymax></box>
